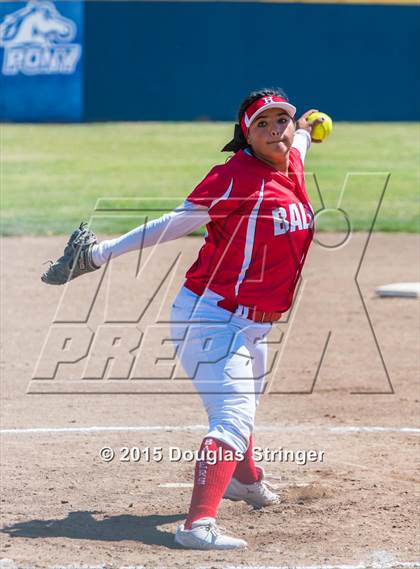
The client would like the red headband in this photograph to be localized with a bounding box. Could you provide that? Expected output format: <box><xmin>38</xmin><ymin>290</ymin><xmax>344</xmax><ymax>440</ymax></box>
<box><xmin>240</xmin><ymin>96</ymin><xmax>297</xmax><ymax>137</ymax></box>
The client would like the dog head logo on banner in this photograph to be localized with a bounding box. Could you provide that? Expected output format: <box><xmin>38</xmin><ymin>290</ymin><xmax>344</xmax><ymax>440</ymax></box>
<box><xmin>0</xmin><ymin>0</ymin><xmax>81</xmax><ymax>75</ymax></box>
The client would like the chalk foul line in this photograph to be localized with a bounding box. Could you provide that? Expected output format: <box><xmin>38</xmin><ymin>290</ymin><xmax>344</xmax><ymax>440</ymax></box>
<box><xmin>0</xmin><ymin>558</ymin><xmax>419</xmax><ymax>569</ymax></box>
<box><xmin>0</xmin><ymin>425</ymin><xmax>419</xmax><ymax>435</ymax></box>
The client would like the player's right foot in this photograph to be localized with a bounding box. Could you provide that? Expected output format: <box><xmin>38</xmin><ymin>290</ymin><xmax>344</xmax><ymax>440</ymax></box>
<box><xmin>223</xmin><ymin>467</ymin><xmax>281</xmax><ymax>508</ymax></box>
<box><xmin>174</xmin><ymin>517</ymin><xmax>247</xmax><ymax>550</ymax></box>
<box><xmin>41</xmin><ymin>222</ymin><xmax>100</xmax><ymax>285</ymax></box>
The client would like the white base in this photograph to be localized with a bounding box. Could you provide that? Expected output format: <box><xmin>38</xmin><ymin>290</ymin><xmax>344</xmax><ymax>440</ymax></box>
<box><xmin>375</xmin><ymin>282</ymin><xmax>420</xmax><ymax>298</ymax></box>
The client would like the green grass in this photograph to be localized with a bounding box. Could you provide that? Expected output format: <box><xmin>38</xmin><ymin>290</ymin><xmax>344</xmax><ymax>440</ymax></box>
<box><xmin>1</xmin><ymin>122</ymin><xmax>419</xmax><ymax>235</ymax></box>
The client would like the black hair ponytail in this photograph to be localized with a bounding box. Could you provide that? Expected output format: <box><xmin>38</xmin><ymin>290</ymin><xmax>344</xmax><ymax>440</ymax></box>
<box><xmin>221</xmin><ymin>87</ymin><xmax>290</xmax><ymax>153</ymax></box>
<box><xmin>221</xmin><ymin>123</ymin><xmax>247</xmax><ymax>152</ymax></box>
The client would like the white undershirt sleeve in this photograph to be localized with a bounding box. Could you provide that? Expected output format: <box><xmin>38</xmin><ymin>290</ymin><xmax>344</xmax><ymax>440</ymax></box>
<box><xmin>292</xmin><ymin>129</ymin><xmax>311</xmax><ymax>163</ymax></box>
<box><xmin>91</xmin><ymin>199</ymin><xmax>210</xmax><ymax>266</ymax></box>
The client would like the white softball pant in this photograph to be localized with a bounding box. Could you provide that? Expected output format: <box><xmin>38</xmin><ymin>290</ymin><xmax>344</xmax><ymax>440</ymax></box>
<box><xmin>170</xmin><ymin>285</ymin><xmax>272</xmax><ymax>454</ymax></box>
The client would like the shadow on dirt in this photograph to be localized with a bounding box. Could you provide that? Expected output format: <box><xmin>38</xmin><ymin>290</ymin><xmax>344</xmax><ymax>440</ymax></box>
<box><xmin>1</xmin><ymin>510</ymin><xmax>187</xmax><ymax>548</ymax></box>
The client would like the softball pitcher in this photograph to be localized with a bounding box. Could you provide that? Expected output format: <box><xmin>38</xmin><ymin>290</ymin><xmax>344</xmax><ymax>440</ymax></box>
<box><xmin>42</xmin><ymin>88</ymin><xmax>322</xmax><ymax>550</ymax></box>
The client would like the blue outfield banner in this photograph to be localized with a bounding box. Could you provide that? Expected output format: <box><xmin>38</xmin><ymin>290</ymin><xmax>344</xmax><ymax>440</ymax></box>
<box><xmin>0</xmin><ymin>0</ymin><xmax>84</xmax><ymax>121</ymax></box>
<box><xmin>83</xmin><ymin>2</ymin><xmax>419</xmax><ymax>123</ymax></box>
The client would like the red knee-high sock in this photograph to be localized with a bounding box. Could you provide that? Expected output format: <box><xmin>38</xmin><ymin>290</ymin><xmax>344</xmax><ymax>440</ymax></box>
<box><xmin>232</xmin><ymin>434</ymin><xmax>261</xmax><ymax>484</ymax></box>
<box><xmin>185</xmin><ymin>437</ymin><xmax>238</xmax><ymax>529</ymax></box>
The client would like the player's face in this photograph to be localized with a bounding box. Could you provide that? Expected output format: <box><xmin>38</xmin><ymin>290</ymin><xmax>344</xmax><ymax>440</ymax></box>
<box><xmin>246</xmin><ymin>108</ymin><xmax>295</xmax><ymax>166</ymax></box>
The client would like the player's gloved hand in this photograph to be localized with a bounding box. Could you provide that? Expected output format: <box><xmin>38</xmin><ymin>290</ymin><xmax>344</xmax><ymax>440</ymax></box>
<box><xmin>41</xmin><ymin>222</ymin><xmax>100</xmax><ymax>285</ymax></box>
<box><xmin>296</xmin><ymin>109</ymin><xmax>325</xmax><ymax>143</ymax></box>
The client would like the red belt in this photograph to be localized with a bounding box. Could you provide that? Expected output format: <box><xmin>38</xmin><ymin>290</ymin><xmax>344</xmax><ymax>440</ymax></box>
<box><xmin>184</xmin><ymin>280</ymin><xmax>282</xmax><ymax>323</ymax></box>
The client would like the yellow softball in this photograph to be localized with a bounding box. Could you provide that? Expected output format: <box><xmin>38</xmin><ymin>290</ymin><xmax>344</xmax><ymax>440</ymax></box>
<box><xmin>307</xmin><ymin>112</ymin><xmax>333</xmax><ymax>142</ymax></box>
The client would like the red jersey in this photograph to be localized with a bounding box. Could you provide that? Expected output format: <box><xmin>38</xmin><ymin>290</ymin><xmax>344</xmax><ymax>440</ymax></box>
<box><xmin>184</xmin><ymin>148</ymin><xmax>314</xmax><ymax>312</ymax></box>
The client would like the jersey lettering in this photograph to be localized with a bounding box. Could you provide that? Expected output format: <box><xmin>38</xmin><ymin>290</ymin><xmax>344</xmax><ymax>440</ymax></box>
<box><xmin>289</xmin><ymin>203</ymin><xmax>303</xmax><ymax>232</ymax></box>
<box><xmin>272</xmin><ymin>207</ymin><xmax>289</xmax><ymax>235</ymax></box>
<box><xmin>272</xmin><ymin>203</ymin><xmax>312</xmax><ymax>235</ymax></box>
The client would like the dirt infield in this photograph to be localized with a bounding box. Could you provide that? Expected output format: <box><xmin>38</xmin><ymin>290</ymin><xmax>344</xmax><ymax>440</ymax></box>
<box><xmin>1</xmin><ymin>233</ymin><xmax>419</xmax><ymax>569</ymax></box>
